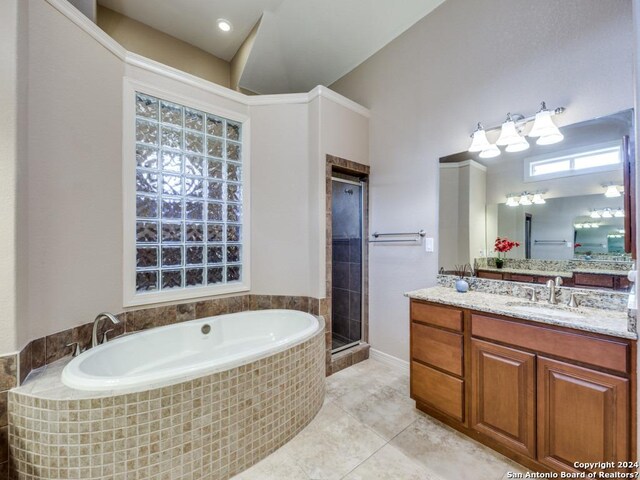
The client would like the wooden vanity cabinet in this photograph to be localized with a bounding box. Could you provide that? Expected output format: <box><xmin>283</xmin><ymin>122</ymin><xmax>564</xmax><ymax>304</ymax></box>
<box><xmin>537</xmin><ymin>357</ymin><xmax>629</xmax><ymax>473</ymax></box>
<box><xmin>471</xmin><ymin>339</ymin><xmax>536</xmax><ymax>458</ymax></box>
<box><xmin>409</xmin><ymin>299</ymin><xmax>635</xmax><ymax>474</ymax></box>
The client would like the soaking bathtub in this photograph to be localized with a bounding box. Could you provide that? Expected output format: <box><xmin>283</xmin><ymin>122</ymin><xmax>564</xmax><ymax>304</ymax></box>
<box><xmin>62</xmin><ymin>309</ymin><xmax>321</xmax><ymax>391</ymax></box>
<box><xmin>12</xmin><ymin>308</ymin><xmax>326</xmax><ymax>479</ymax></box>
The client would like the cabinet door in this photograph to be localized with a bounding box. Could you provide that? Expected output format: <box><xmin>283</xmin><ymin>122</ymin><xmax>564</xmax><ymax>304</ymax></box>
<box><xmin>537</xmin><ymin>357</ymin><xmax>629</xmax><ymax>473</ymax></box>
<box><xmin>471</xmin><ymin>339</ymin><xmax>536</xmax><ymax>458</ymax></box>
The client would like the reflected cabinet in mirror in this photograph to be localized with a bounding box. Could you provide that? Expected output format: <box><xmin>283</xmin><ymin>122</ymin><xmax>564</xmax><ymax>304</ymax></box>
<box><xmin>439</xmin><ymin>109</ymin><xmax>635</xmax><ymax>291</ymax></box>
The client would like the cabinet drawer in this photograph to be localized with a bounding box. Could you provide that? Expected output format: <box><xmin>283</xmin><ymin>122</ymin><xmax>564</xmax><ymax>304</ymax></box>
<box><xmin>411</xmin><ymin>301</ymin><xmax>463</xmax><ymax>332</ymax></box>
<box><xmin>412</xmin><ymin>323</ymin><xmax>463</xmax><ymax>376</ymax></box>
<box><xmin>478</xmin><ymin>271</ymin><xmax>503</xmax><ymax>280</ymax></box>
<box><xmin>471</xmin><ymin>315</ymin><xmax>629</xmax><ymax>374</ymax></box>
<box><xmin>574</xmin><ymin>273</ymin><xmax>615</xmax><ymax>289</ymax></box>
<box><xmin>510</xmin><ymin>274</ymin><xmax>535</xmax><ymax>283</ymax></box>
<box><xmin>411</xmin><ymin>361</ymin><xmax>464</xmax><ymax>421</ymax></box>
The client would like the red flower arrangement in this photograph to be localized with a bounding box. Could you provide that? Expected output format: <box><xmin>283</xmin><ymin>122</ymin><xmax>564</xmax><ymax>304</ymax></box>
<box><xmin>574</xmin><ymin>243</ymin><xmax>582</xmax><ymax>248</ymax></box>
<box><xmin>494</xmin><ymin>237</ymin><xmax>520</xmax><ymax>268</ymax></box>
<box><xmin>494</xmin><ymin>237</ymin><xmax>520</xmax><ymax>253</ymax></box>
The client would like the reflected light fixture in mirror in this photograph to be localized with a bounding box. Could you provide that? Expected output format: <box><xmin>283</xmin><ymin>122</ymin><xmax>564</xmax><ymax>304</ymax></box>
<box><xmin>532</xmin><ymin>193</ymin><xmax>546</xmax><ymax>204</ymax></box>
<box><xmin>519</xmin><ymin>194</ymin><xmax>532</xmax><ymax>206</ymax></box>
<box><xmin>615</xmin><ymin>208</ymin><xmax>625</xmax><ymax>218</ymax></box>
<box><xmin>591</xmin><ymin>210</ymin><xmax>602</xmax><ymax>219</ymax></box>
<box><xmin>604</xmin><ymin>184</ymin><xmax>622</xmax><ymax>198</ymax></box>
<box><xmin>601</xmin><ymin>208</ymin><xmax>613</xmax><ymax>218</ymax></box>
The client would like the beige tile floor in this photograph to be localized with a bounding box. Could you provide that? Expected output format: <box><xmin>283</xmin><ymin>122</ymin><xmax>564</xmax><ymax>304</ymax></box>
<box><xmin>233</xmin><ymin>358</ymin><xmax>529</xmax><ymax>480</ymax></box>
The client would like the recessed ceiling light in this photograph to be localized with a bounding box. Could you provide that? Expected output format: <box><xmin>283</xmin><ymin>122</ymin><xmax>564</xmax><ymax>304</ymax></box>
<box><xmin>217</xmin><ymin>19</ymin><xmax>232</xmax><ymax>32</ymax></box>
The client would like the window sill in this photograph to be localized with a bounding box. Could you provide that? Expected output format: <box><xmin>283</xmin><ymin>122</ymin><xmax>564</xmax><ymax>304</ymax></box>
<box><xmin>123</xmin><ymin>283</ymin><xmax>250</xmax><ymax>308</ymax></box>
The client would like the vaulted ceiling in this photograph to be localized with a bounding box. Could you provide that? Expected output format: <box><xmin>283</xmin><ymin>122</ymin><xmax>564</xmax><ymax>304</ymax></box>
<box><xmin>98</xmin><ymin>0</ymin><xmax>446</xmax><ymax>94</ymax></box>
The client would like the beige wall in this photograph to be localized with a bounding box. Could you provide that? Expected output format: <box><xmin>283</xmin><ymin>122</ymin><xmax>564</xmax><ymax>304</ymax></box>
<box><xmin>5</xmin><ymin>0</ymin><xmax>368</xmax><ymax>352</ymax></box>
<box><xmin>331</xmin><ymin>0</ymin><xmax>634</xmax><ymax>361</ymax></box>
<box><xmin>231</xmin><ymin>19</ymin><xmax>261</xmax><ymax>92</ymax></box>
<box><xmin>97</xmin><ymin>6</ymin><xmax>231</xmax><ymax>88</ymax></box>
<box><xmin>0</xmin><ymin>0</ymin><xmax>28</xmax><ymax>353</ymax></box>
<box><xmin>27</xmin><ymin>0</ymin><xmax>125</xmax><ymax>343</ymax></box>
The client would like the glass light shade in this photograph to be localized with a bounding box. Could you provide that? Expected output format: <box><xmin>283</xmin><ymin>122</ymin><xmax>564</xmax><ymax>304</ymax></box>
<box><xmin>614</xmin><ymin>209</ymin><xmax>625</xmax><ymax>218</ymax></box>
<box><xmin>506</xmin><ymin>196</ymin><xmax>519</xmax><ymax>207</ymax></box>
<box><xmin>505</xmin><ymin>135</ymin><xmax>530</xmax><ymax>153</ymax></box>
<box><xmin>468</xmin><ymin>129</ymin><xmax>491</xmax><ymax>152</ymax></box>
<box><xmin>590</xmin><ymin>210</ymin><xmax>601</xmax><ymax>219</ymax></box>
<box><xmin>532</xmin><ymin>193</ymin><xmax>545</xmax><ymax>204</ymax></box>
<box><xmin>574</xmin><ymin>224</ymin><xmax>583</xmax><ymax>229</ymax></box>
<box><xmin>496</xmin><ymin>121</ymin><xmax>520</xmax><ymax>146</ymax></box>
<box><xmin>536</xmin><ymin>132</ymin><xmax>564</xmax><ymax>145</ymax></box>
<box><xmin>601</xmin><ymin>209</ymin><xmax>613</xmax><ymax>218</ymax></box>
<box><xmin>583</xmin><ymin>224</ymin><xmax>591</xmax><ymax>229</ymax></box>
<box><xmin>528</xmin><ymin>110</ymin><xmax>556</xmax><ymax>137</ymax></box>
<box><xmin>519</xmin><ymin>195</ymin><xmax>532</xmax><ymax>206</ymax></box>
<box><xmin>591</xmin><ymin>223</ymin><xmax>600</xmax><ymax>228</ymax></box>
<box><xmin>604</xmin><ymin>185</ymin><xmax>621</xmax><ymax>198</ymax></box>
<box><xmin>479</xmin><ymin>144</ymin><xmax>501</xmax><ymax>159</ymax></box>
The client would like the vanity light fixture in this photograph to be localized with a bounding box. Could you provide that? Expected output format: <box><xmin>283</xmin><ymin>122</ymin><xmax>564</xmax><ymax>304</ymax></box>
<box><xmin>582</xmin><ymin>223</ymin><xmax>592</xmax><ymax>229</ymax></box>
<box><xmin>468</xmin><ymin>101</ymin><xmax>565</xmax><ymax>155</ymax></box>
<box><xmin>528</xmin><ymin>102</ymin><xmax>564</xmax><ymax>145</ymax></box>
<box><xmin>468</xmin><ymin>123</ymin><xmax>491</xmax><ymax>152</ymax></box>
<box><xmin>601</xmin><ymin>208</ymin><xmax>613</xmax><ymax>219</ymax></box>
<box><xmin>574</xmin><ymin>224</ymin><xmax>583</xmax><ymax>229</ymax></box>
<box><xmin>604</xmin><ymin>185</ymin><xmax>622</xmax><ymax>198</ymax></box>
<box><xmin>614</xmin><ymin>208</ymin><xmax>625</xmax><ymax>218</ymax></box>
<box><xmin>590</xmin><ymin>223</ymin><xmax>600</xmax><ymax>229</ymax></box>
<box><xmin>497</xmin><ymin>114</ymin><xmax>530</xmax><ymax>153</ymax></box>
<box><xmin>590</xmin><ymin>210</ymin><xmax>601</xmax><ymax>219</ymax></box>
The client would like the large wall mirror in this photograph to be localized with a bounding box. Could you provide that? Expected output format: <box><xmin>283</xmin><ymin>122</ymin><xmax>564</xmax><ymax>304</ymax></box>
<box><xmin>439</xmin><ymin>109</ymin><xmax>635</xmax><ymax>291</ymax></box>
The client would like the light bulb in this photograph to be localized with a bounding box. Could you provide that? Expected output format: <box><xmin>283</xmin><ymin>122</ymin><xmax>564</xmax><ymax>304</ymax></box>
<box><xmin>217</xmin><ymin>19</ymin><xmax>232</xmax><ymax>32</ymax></box>
<box><xmin>604</xmin><ymin>185</ymin><xmax>621</xmax><ymax>198</ymax></box>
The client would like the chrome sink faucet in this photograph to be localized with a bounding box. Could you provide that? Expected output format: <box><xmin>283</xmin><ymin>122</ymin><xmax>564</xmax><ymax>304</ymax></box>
<box><xmin>92</xmin><ymin>312</ymin><xmax>121</xmax><ymax>348</ymax></box>
<box><xmin>546</xmin><ymin>279</ymin><xmax>558</xmax><ymax>304</ymax></box>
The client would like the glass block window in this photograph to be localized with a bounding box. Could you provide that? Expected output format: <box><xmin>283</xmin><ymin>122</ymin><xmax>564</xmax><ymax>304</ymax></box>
<box><xmin>134</xmin><ymin>92</ymin><xmax>243</xmax><ymax>293</ymax></box>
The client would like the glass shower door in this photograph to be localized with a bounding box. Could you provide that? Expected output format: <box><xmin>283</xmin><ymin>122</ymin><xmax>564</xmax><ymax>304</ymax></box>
<box><xmin>331</xmin><ymin>177</ymin><xmax>363</xmax><ymax>352</ymax></box>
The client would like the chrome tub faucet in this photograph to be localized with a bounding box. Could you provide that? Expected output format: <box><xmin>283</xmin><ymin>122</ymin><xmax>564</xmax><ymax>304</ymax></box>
<box><xmin>92</xmin><ymin>312</ymin><xmax>121</xmax><ymax>348</ymax></box>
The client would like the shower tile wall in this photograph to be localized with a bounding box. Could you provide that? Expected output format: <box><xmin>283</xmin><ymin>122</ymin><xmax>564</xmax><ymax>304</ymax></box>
<box><xmin>332</xmin><ymin>237</ymin><xmax>362</xmax><ymax>348</ymax></box>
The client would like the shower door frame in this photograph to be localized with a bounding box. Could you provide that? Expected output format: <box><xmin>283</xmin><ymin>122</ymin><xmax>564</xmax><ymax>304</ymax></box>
<box><xmin>330</xmin><ymin>176</ymin><xmax>365</xmax><ymax>354</ymax></box>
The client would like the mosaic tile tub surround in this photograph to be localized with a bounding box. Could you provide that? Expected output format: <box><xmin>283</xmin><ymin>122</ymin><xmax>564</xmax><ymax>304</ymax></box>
<box><xmin>8</xmin><ymin>320</ymin><xmax>326</xmax><ymax>480</ymax></box>
<box><xmin>0</xmin><ymin>293</ymin><xmax>329</xmax><ymax>478</ymax></box>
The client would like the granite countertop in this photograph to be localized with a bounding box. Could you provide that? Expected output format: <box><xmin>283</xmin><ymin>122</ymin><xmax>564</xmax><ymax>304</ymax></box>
<box><xmin>405</xmin><ymin>286</ymin><xmax>636</xmax><ymax>340</ymax></box>
<box><xmin>477</xmin><ymin>267</ymin><xmax>573</xmax><ymax>278</ymax></box>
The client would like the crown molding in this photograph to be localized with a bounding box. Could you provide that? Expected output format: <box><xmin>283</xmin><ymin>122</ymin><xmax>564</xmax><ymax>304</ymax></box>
<box><xmin>439</xmin><ymin>159</ymin><xmax>487</xmax><ymax>171</ymax></box>
<box><xmin>44</xmin><ymin>0</ymin><xmax>370</xmax><ymax>118</ymax></box>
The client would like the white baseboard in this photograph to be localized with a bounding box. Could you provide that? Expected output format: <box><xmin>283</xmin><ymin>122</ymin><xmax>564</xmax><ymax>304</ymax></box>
<box><xmin>369</xmin><ymin>348</ymin><xmax>409</xmax><ymax>372</ymax></box>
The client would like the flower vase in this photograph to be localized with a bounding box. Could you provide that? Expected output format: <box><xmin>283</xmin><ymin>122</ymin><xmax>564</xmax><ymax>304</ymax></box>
<box><xmin>455</xmin><ymin>279</ymin><xmax>469</xmax><ymax>293</ymax></box>
<box><xmin>495</xmin><ymin>258</ymin><xmax>504</xmax><ymax>269</ymax></box>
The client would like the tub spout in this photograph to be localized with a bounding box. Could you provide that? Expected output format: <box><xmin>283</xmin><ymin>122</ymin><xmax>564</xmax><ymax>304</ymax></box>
<box><xmin>92</xmin><ymin>312</ymin><xmax>121</xmax><ymax>348</ymax></box>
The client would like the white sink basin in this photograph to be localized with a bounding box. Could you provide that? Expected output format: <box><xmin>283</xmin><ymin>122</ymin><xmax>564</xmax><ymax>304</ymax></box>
<box><xmin>505</xmin><ymin>302</ymin><xmax>585</xmax><ymax>320</ymax></box>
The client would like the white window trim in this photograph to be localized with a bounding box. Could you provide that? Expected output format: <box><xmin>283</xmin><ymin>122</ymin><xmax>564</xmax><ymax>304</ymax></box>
<box><xmin>123</xmin><ymin>78</ymin><xmax>251</xmax><ymax>307</ymax></box>
<box><xmin>523</xmin><ymin>140</ymin><xmax>622</xmax><ymax>182</ymax></box>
